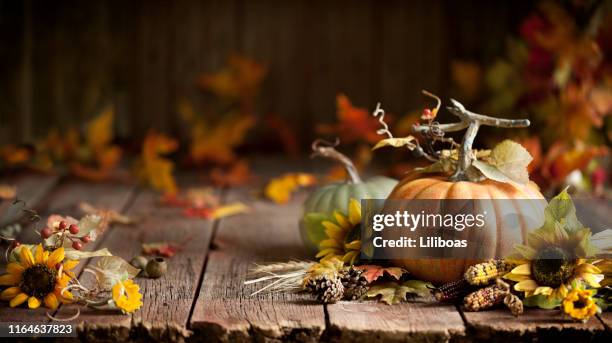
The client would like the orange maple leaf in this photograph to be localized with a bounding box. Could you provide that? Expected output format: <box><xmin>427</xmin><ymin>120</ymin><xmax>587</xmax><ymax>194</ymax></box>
<box><xmin>541</xmin><ymin>141</ymin><xmax>608</xmax><ymax>183</ymax></box>
<box><xmin>354</xmin><ymin>265</ymin><xmax>406</xmax><ymax>283</ymax></box>
<box><xmin>317</xmin><ymin>94</ymin><xmax>382</xmax><ymax>144</ymax></box>
<box><xmin>179</xmin><ymin>100</ymin><xmax>255</xmax><ymax>165</ymax></box>
<box><xmin>135</xmin><ymin>132</ymin><xmax>179</xmax><ymax>196</ymax></box>
<box><xmin>209</xmin><ymin>160</ymin><xmax>253</xmax><ymax>187</ymax></box>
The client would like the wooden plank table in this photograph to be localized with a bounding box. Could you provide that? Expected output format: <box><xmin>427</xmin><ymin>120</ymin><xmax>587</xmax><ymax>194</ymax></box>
<box><xmin>0</xmin><ymin>161</ymin><xmax>610</xmax><ymax>342</ymax></box>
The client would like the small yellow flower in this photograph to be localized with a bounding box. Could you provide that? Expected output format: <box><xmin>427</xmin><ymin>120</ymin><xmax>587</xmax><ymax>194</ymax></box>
<box><xmin>112</xmin><ymin>279</ymin><xmax>143</xmax><ymax>314</ymax></box>
<box><xmin>563</xmin><ymin>288</ymin><xmax>599</xmax><ymax>321</ymax></box>
<box><xmin>316</xmin><ymin>198</ymin><xmax>361</xmax><ymax>265</ymax></box>
<box><xmin>0</xmin><ymin>244</ymin><xmax>77</xmax><ymax>310</ymax></box>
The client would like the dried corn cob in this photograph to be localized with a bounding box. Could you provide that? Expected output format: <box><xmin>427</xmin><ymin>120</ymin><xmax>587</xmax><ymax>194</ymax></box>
<box><xmin>432</xmin><ymin>279</ymin><xmax>475</xmax><ymax>302</ymax></box>
<box><xmin>463</xmin><ymin>283</ymin><xmax>507</xmax><ymax>311</ymax></box>
<box><xmin>464</xmin><ymin>259</ymin><xmax>514</xmax><ymax>286</ymax></box>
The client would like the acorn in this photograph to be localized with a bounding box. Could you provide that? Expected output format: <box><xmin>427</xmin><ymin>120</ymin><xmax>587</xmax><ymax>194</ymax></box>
<box><xmin>130</xmin><ymin>255</ymin><xmax>148</xmax><ymax>271</ymax></box>
<box><xmin>145</xmin><ymin>257</ymin><xmax>167</xmax><ymax>278</ymax></box>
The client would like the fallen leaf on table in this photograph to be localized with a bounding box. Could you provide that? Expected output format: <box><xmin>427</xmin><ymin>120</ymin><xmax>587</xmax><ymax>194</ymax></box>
<box><xmin>264</xmin><ymin>173</ymin><xmax>316</xmax><ymax>204</ymax></box>
<box><xmin>142</xmin><ymin>242</ymin><xmax>183</xmax><ymax>257</ymax></box>
<box><xmin>183</xmin><ymin>202</ymin><xmax>250</xmax><ymax>220</ymax></box>
<box><xmin>354</xmin><ymin>265</ymin><xmax>406</xmax><ymax>283</ymax></box>
<box><xmin>85</xmin><ymin>256</ymin><xmax>140</xmax><ymax>290</ymax></box>
<box><xmin>366</xmin><ymin>280</ymin><xmax>433</xmax><ymax>305</ymax></box>
<box><xmin>135</xmin><ymin>131</ymin><xmax>179</xmax><ymax>196</ymax></box>
<box><xmin>210</xmin><ymin>160</ymin><xmax>253</xmax><ymax>187</ymax></box>
<box><xmin>79</xmin><ymin>202</ymin><xmax>135</xmax><ymax>225</ymax></box>
<box><xmin>0</xmin><ymin>144</ymin><xmax>32</xmax><ymax>166</ymax></box>
<box><xmin>0</xmin><ymin>184</ymin><xmax>16</xmax><ymax>200</ymax></box>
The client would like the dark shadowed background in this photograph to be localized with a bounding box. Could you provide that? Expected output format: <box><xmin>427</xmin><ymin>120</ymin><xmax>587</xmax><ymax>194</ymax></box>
<box><xmin>0</xmin><ymin>0</ymin><xmax>534</xmax><ymax>146</ymax></box>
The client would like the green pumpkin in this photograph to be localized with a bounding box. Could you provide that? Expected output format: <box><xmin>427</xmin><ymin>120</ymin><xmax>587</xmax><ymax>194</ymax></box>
<box><xmin>299</xmin><ymin>141</ymin><xmax>397</xmax><ymax>253</ymax></box>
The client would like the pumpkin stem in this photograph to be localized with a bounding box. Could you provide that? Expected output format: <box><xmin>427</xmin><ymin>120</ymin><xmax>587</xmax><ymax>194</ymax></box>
<box><xmin>311</xmin><ymin>139</ymin><xmax>362</xmax><ymax>183</ymax></box>
<box><xmin>412</xmin><ymin>98</ymin><xmax>530</xmax><ymax>181</ymax></box>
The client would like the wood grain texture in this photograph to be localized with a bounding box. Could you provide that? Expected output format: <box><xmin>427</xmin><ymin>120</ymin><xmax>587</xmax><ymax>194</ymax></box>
<box><xmin>0</xmin><ymin>179</ymin><xmax>136</xmax><ymax>323</ymax></box>
<box><xmin>327</xmin><ymin>300</ymin><xmax>465</xmax><ymax>342</ymax></box>
<box><xmin>0</xmin><ymin>173</ymin><xmax>60</xmax><ymax>227</ymax></box>
<box><xmin>190</xmin><ymin>183</ymin><xmax>326</xmax><ymax>342</ymax></box>
<box><xmin>55</xmin><ymin>178</ymin><xmax>217</xmax><ymax>342</ymax></box>
<box><xmin>462</xmin><ymin>308</ymin><xmax>608</xmax><ymax>342</ymax></box>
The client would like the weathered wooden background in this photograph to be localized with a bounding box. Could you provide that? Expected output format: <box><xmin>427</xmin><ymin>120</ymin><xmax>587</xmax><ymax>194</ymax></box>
<box><xmin>0</xmin><ymin>0</ymin><xmax>533</xmax><ymax>145</ymax></box>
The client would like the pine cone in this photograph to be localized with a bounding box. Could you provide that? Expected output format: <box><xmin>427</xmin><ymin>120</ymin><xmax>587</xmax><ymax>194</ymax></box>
<box><xmin>340</xmin><ymin>267</ymin><xmax>368</xmax><ymax>300</ymax></box>
<box><xmin>304</xmin><ymin>275</ymin><xmax>344</xmax><ymax>303</ymax></box>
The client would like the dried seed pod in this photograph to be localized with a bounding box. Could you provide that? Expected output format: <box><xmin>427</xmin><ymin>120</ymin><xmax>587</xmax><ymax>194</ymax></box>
<box><xmin>146</xmin><ymin>257</ymin><xmax>167</xmax><ymax>278</ymax></box>
<box><xmin>130</xmin><ymin>255</ymin><xmax>148</xmax><ymax>271</ymax></box>
<box><xmin>464</xmin><ymin>259</ymin><xmax>514</xmax><ymax>286</ymax></box>
<box><xmin>463</xmin><ymin>279</ymin><xmax>512</xmax><ymax>312</ymax></box>
<box><xmin>432</xmin><ymin>279</ymin><xmax>474</xmax><ymax>302</ymax></box>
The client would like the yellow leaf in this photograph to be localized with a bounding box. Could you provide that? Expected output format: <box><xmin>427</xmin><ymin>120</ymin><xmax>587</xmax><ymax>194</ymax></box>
<box><xmin>136</xmin><ymin>132</ymin><xmax>179</xmax><ymax>196</ymax></box>
<box><xmin>264</xmin><ymin>173</ymin><xmax>316</xmax><ymax>204</ymax></box>
<box><xmin>209</xmin><ymin>202</ymin><xmax>250</xmax><ymax>219</ymax></box>
<box><xmin>372</xmin><ymin>136</ymin><xmax>417</xmax><ymax>151</ymax></box>
<box><xmin>87</xmin><ymin>107</ymin><xmax>114</xmax><ymax>151</ymax></box>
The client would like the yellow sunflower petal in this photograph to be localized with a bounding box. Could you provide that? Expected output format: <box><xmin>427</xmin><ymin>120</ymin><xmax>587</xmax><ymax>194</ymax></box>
<box><xmin>315</xmin><ymin>248</ymin><xmax>340</xmax><ymax>259</ymax></box>
<box><xmin>333</xmin><ymin>211</ymin><xmax>349</xmax><ymax>229</ymax></box>
<box><xmin>319</xmin><ymin>239</ymin><xmax>339</xmax><ymax>249</ymax></box>
<box><xmin>344</xmin><ymin>240</ymin><xmax>361</xmax><ymax>250</ymax></box>
<box><xmin>0</xmin><ymin>287</ymin><xmax>22</xmax><ymax>301</ymax></box>
<box><xmin>6</xmin><ymin>262</ymin><xmax>25</xmax><ymax>276</ymax></box>
<box><xmin>575</xmin><ymin>263</ymin><xmax>601</xmax><ymax>275</ymax></box>
<box><xmin>35</xmin><ymin>244</ymin><xmax>45</xmax><ymax>264</ymax></box>
<box><xmin>515</xmin><ymin>279</ymin><xmax>538</xmax><ymax>292</ymax></box>
<box><xmin>0</xmin><ymin>273</ymin><xmax>20</xmax><ymax>286</ymax></box>
<box><xmin>44</xmin><ymin>293</ymin><xmax>59</xmax><ymax>310</ymax></box>
<box><xmin>504</xmin><ymin>273</ymin><xmax>531</xmax><ymax>282</ymax></box>
<box><xmin>554</xmin><ymin>283</ymin><xmax>569</xmax><ymax>299</ymax></box>
<box><xmin>28</xmin><ymin>296</ymin><xmax>41</xmax><ymax>309</ymax></box>
<box><xmin>533</xmin><ymin>286</ymin><xmax>553</xmax><ymax>296</ymax></box>
<box><xmin>46</xmin><ymin>247</ymin><xmax>65</xmax><ymax>268</ymax></box>
<box><xmin>348</xmin><ymin>199</ymin><xmax>361</xmax><ymax>226</ymax></box>
<box><xmin>20</xmin><ymin>246</ymin><xmax>35</xmax><ymax>268</ymax></box>
<box><xmin>342</xmin><ymin>251</ymin><xmax>359</xmax><ymax>264</ymax></box>
<box><xmin>322</xmin><ymin>221</ymin><xmax>343</xmax><ymax>237</ymax></box>
<box><xmin>63</xmin><ymin>260</ymin><xmax>79</xmax><ymax>271</ymax></box>
<box><xmin>510</xmin><ymin>263</ymin><xmax>531</xmax><ymax>275</ymax></box>
<box><xmin>9</xmin><ymin>293</ymin><xmax>28</xmax><ymax>307</ymax></box>
<box><xmin>580</xmin><ymin>273</ymin><xmax>604</xmax><ymax>288</ymax></box>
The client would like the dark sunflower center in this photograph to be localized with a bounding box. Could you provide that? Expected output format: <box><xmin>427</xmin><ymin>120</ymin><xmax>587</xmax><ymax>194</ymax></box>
<box><xmin>574</xmin><ymin>299</ymin><xmax>587</xmax><ymax>309</ymax></box>
<box><xmin>531</xmin><ymin>247</ymin><xmax>574</xmax><ymax>288</ymax></box>
<box><xmin>20</xmin><ymin>264</ymin><xmax>57</xmax><ymax>298</ymax></box>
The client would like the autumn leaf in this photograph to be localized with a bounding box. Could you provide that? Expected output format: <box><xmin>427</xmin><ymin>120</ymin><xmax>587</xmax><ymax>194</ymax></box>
<box><xmin>135</xmin><ymin>132</ymin><xmax>179</xmax><ymax>196</ymax></box>
<box><xmin>541</xmin><ymin>142</ymin><xmax>608</xmax><ymax>183</ymax></box>
<box><xmin>472</xmin><ymin>140</ymin><xmax>532</xmax><ymax>184</ymax></box>
<box><xmin>317</xmin><ymin>94</ymin><xmax>382</xmax><ymax>144</ymax></box>
<box><xmin>179</xmin><ymin>100</ymin><xmax>255</xmax><ymax>165</ymax></box>
<box><xmin>0</xmin><ymin>145</ymin><xmax>31</xmax><ymax>166</ymax></box>
<box><xmin>366</xmin><ymin>280</ymin><xmax>433</xmax><ymax>305</ymax></box>
<box><xmin>0</xmin><ymin>184</ymin><xmax>16</xmax><ymax>200</ymax></box>
<box><xmin>79</xmin><ymin>202</ymin><xmax>134</xmax><ymax>225</ymax></box>
<box><xmin>372</xmin><ymin>136</ymin><xmax>417</xmax><ymax>151</ymax></box>
<box><xmin>264</xmin><ymin>173</ymin><xmax>316</xmax><ymax>204</ymax></box>
<box><xmin>210</xmin><ymin>160</ymin><xmax>253</xmax><ymax>187</ymax></box>
<box><xmin>198</xmin><ymin>55</ymin><xmax>266</xmax><ymax>104</ymax></box>
<box><xmin>142</xmin><ymin>242</ymin><xmax>182</xmax><ymax>257</ymax></box>
<box><xmin>184</xmin><ymin>202</ymin><xmax>250</xmax><ymax>219</ymax></box>
<box><xmin>354</xmin><ymin>265</ymin><xmax>406</xmax><ymax>283</ymax></box>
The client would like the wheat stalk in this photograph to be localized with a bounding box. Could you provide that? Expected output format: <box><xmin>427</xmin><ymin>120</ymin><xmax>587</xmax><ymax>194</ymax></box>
<box><xmin>245</xmin><ymin>260</ymin><xmax>315</xmax><ymax>296</ymax></box>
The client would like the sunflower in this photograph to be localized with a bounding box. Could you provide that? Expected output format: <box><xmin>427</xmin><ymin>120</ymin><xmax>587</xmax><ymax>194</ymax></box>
<box><xmin>0</xmin><ymin>245</ymin><xmax>77</xmax><ymax>310</ymax></box>
<box><xmin>504</xmin><ymin>222</ymin><xmax>603</xmax><ymax>301</ymax></box>
<box><xmin>112</xmin><ymin>279</ymin><xmax>143</xmax><ymax>313</ymax></box>
<box><xmin>316</xmin><ymin>198</ymin><xmax>361</xmax><ymax>265</ymax></box>
<box><xmin>563</xmin><ymin>288</ymin><xmax>600</xmax><ymax>321</ymax></box>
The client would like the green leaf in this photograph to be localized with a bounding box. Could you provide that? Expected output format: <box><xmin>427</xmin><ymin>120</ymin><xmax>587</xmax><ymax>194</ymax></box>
<box><xmin>372</xmin><ymin>136</ymin><xmax>417</xmax><ymax>151</ymax></box>
<box><xmin>85</xmin><ymin>256</ymin><xmax>140</xmax><ymax>290</ymax></box>
<box><xmin>64</xmin><ymin>247</ymin><xmax>112</xmax><ymax>260</ymax></box>
<box><xmin>366</xmin><ymin>280</ymin><xmax>433</xmax><ymax>305</ymax></box>
<box><xmin>303</xmin><ymin>212</ymin><xmax>330</xmax><ymax>246</ymax></box>
<box><xmin>522</xmin><ymin>295</ymin><xmax>561</xmax><ymax>309</ymax></box>
<box><xmin>544</xmin><ymin>188</ymin><xmax>582</xmax><ymax>232</ymax></box>
<box><xmin>472</xmin><ymin>140</ymin><xmax>532</xmax><ymax>184</ymax></box>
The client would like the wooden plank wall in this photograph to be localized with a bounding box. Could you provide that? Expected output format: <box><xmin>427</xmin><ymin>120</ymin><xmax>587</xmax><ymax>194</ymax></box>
<box><xmin>0</xmin><ymin>0</ymin><xmax>532</xmax><ymax>146</ymax></box>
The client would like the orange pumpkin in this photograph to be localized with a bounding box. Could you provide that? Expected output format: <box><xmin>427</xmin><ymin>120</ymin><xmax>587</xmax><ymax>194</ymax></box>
<box><xmin>385</xmin><ymin>175</ymin><xmax>546</xmax><ymax>284</ymax></box>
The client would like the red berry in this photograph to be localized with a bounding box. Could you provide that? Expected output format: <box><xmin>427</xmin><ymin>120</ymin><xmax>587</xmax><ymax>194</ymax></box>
<box><xmin>81</xmin><ymin>235</ymin><xmax>92</xmax><ymax>243</ymax></box>
<box><xmin>72</xmin><ymin>241</ymin><xmax>83</xmax><ymax>250</ymax></box>
<box><xmin>41</xmin><ymin>227</ymin><xmax>53</xmax><ymax>239</ymax></box>
<box><xmin>11</xmin><ymin>241</ymin><xmax>20</xmax><ymax>248</ymax></box>
<box><xmin>69</xmin><ymin>224</ymin><xmax>79</xmax><ymax>234</ymax></box>
<box><xmin>59</xmin><ymin>221</ymin><xmax>67</xmax><ymax>230</ymax></box>
<box><xmin>422</xmin><ymin>108</ymin><xmax>432</xmax><ymax>116</ymax></box>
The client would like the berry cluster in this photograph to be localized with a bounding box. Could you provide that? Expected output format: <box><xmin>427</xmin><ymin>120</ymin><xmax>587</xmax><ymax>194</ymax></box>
<box><xmin>40</xmin><ymin>220</ymin><xmax>91</xmax><ymax>250</ymax></box>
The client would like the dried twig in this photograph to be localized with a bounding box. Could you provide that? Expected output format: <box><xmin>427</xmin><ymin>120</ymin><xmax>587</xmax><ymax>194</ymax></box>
<box><xmin>311</xmin><ymin>139</ymin><xmax>362</xmax><ymax>183</ymax></box>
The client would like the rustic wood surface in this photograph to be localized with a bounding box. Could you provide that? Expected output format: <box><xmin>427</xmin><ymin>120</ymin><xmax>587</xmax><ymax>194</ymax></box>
<box><xmin>0</xmin><ymin>161</ymin><xmax>610</xmax><ymax>342</ymax></box>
